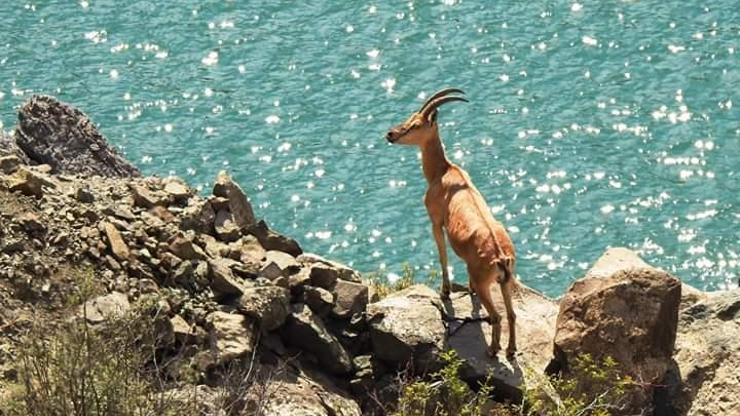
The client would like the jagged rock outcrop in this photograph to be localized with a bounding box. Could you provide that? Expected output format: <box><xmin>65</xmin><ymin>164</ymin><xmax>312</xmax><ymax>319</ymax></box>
<box><xmin>14</xmin><ymin>95</ymin><xmax>140</xmax><ymax>177</ymax></box>
<box><xmin>549</xmin><ymin>248</ymin><xmax>682</xmax><ymax>411</ymax></box>
<box><xmin>665</xmin><ymin>289</ymin><xmax>740</xmax><ymax>415</ymax></box>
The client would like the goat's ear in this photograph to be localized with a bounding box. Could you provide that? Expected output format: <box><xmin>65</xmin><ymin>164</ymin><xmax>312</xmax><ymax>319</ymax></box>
<box><xmin>427</xmin><ymin>109</ymin><xmax>438</xmax><ymax>124</ymax></box>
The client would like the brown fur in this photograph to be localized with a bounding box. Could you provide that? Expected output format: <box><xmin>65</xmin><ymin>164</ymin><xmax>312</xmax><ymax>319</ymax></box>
<box><xmin>386</xmin><ymin>91</ymin><xmax>517</xmax><ymax>357</ymax></box>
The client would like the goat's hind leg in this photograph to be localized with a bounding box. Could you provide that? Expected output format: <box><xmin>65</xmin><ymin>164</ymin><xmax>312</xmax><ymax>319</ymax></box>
<box><xmin>501</xmin><ymin>277</ymin><xmax>517</xmax><ymax>357</ymax></box>
<box><xmin>474</xmin><ymin>275</ymin><xmax>502</xmax><ymax>357</ymax></box>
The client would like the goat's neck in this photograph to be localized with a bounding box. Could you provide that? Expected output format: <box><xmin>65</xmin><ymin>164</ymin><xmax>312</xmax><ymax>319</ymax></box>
<box><xmin>420</xmin><ymin>131</ymin><xmax>450</xmax><ymax>184</ymax></box>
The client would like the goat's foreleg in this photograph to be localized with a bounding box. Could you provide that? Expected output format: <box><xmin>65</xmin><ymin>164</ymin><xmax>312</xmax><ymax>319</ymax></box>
<box><xmin>431</xmin><ymin>223</ymin><xmax>451</xmax><ymax>299</ymax></box>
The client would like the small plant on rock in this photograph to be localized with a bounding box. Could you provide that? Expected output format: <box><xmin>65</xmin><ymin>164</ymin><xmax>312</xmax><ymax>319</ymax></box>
<box><xmin>393</xmin><ymin>350</ymin><xmax>493</xmax><ymax>416</ymax></box>
<box><xmin>522</xmin><ymin>354</ymin><xmax>634</xmax><ymax>416</ymax></box>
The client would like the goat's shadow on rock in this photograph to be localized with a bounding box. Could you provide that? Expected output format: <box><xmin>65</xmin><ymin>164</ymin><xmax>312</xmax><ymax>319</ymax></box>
<box><xmin>441</xmin><ymin>291</ymin><xmax>523</xmax><ymax>400</ymax></box>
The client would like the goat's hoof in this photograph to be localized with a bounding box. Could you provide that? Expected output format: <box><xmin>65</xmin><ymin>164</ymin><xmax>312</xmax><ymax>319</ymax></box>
<box><xmin>486</xmin><ymin>346</ymin><xmax>500</xmax><ymax>358</ymax></box>
<box><xmin>506</xmin><ymin>347</ymin><xmax>517</xmax><ymax>358</ymax></box>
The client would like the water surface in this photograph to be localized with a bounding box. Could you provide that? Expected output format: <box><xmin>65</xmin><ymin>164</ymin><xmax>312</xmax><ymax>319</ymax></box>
<box><xmin>1</xmin><ymin>1</ymin><xmax>738</xmax><ymax>295</ymax></box>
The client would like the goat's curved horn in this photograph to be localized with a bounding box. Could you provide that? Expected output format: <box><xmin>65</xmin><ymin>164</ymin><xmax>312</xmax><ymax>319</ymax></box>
<box><xmin>421</xmin><ymin>95</ymin><xmax>468</xmax><ymax>118</ymax></box>
<box><xmin>420</xmin><ymin>88</ymin><xmax>465</xmax><ymax>113</ymax></box>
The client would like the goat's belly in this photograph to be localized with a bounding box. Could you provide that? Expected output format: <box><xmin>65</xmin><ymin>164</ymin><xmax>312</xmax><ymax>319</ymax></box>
<box><xmin>445</xmin><ymin>216</ymin><xmax>485</xmax><ymax>260</ymax></box>
<box><xmin>446</xmin><ymin>220</ymin><xmax>514</xmax><ymax>265</ymax></box>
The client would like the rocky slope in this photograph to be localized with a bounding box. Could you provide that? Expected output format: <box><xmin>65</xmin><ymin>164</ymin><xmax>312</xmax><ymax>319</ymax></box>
<box><xmin>0</xmin><ymin>96</ymin><xmax>736</xmax><ymax>415</ymax></box>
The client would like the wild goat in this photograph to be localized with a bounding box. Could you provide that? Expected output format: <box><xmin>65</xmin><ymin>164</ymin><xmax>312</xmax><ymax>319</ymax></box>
<box><xmin>385</xmin><ymin>88</ymin><xmax>517</xmax><ymax>357</ymax></box>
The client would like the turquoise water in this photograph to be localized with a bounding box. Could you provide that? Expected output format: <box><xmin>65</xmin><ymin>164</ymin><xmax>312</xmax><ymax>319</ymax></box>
<box><xmin>1</xmin><ymin>1</ymin><xmax>738</xmax><ymax>296</ymax></box>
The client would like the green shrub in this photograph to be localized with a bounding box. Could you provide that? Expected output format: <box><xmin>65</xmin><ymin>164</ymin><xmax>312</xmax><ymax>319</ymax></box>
<box><xmin>389</xmin><ymin>352</ymin><xmax>633</xmax><ymax>416</ymax></box>
<box><xmin>393</xmin><ymin>350</ymin><xmax>493</xmax><ymax>416</ymax></box>
<box><xmin>522</xmin><ymin>354</ymin><xmax>634</xmax><ymax>416</ymax></box>
<box><xmin>0</xmin><ymin>273</ymin><xmax>197</xmax><ymax>416</ymax></box>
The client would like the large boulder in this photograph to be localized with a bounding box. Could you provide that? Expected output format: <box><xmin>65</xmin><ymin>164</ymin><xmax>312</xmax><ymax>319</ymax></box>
<box><xmin>14</xmin><ymin>95</ymin><xmax>139</xmax><ymax>177</ymax></box>
<box><xmin>366</xmin><ymin>284</ymin><xmax>446</xmax><ymax>372</ymax></box>
<box><xmin>282</xmin><ymin>303</ymin><xmax>353</xmax><ymax>375</ymax></box>
<box><xmin>549</xmin><ymin>248</ymin><xmax>682</xmax><ymax>409</ymax></box>
<box><xmin>443</xmin><ymin>284</ymin><xmax>558</xmax><ymax>399</ymax></box>
<box><xmin>665</xmin><ymin>289</ymin><xmax>740</xmax><ymax>415</ymax></box>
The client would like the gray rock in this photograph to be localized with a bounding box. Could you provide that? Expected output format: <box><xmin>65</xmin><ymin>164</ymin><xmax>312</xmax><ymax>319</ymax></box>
<box><xmin>168</xmin><ymin>232</ymin><xmax>206</xmax><ymax>261</ymax></box>
<box><xmin>366</xmin><ymin>285</ymin><xmax>445</xmax><ymax>372</ymax></box>
<box><xmin>289</xmin><ymin>267</ymin><xmax>312</xmax><ymax>293</ymax></box>
<box><xmin>0</xmin><ymin>155</ymin><xmax>21</xmax><ymax>174</ymax></box>
<box><xmin>171</xmin><ymin>314</ymin><xmax>198</xmax><ymax>344</ymax></box>
<box><xmin>237</xmin><ymin>235</ymin><xmax>266</xmax><ymax>263</ymax></box>
<box><xmin>14</xmin><ymin>95</ymin><xmax>139</xmax><ymax>177</ymax></box>
<box><xmin>163</xmin><ymin>179</ymin><xmax>191</xmax><ymax>202</ymax></box>
<box><xmin>332</xmin><ymin>279</ymin><xmax>369</xmax><ymax>318</ymax></box>
<box><xmin>130</xmin><ymin>184</ymin><xmax>160</xmax><ymax>209</ymax></box>
<box><xmin>75</xmin><ymin>187</ymin><xmax>95</xmax><ymax>203</ymax></box>
<box><xmin>263</xmin><ymin>250</ymin><xmax>300</xmax><ymax>277</ymax></box>
<box><xmin>207</xmin><ymin>311</ymin><xmax>257</xmax><ymax>367</ymax></box>
<box><xmin>214</xmin><ymin>209</ymin><xmax>241</xmax><ymax>242</ymax></box>
<box><xmin>81</xmin><ymin>292</ymin><xmax>130</xmax><ymax>324</ymax></box>
<box><xmin>0</xmin><ymin>131</ymin><xmax>29</xmax><ymax>163</ymax></box>
<box><xmin>246</xmin><ymin>363</ymin><xmax>361</xmax><ymax>416</ymax></box>
<box><xmin>236</xmin><ymin>286</ymin><xmax>290</xmax><ymax>331</ymax></box>
<box><xmin>246</xmin><ymin>220</ymin><xmax>302</xmax><ymax>256</ymax></box>
<box><xmin>260</xmin><ymin>262</ymin><xmax>284</xmax><ymax>281</ymax></box>
<box><xmin>6</xmin><ymin>167</ymin><xmax>54</xmax><ymax>197</ymax></box>
<box><xmin>180</xmin><ymin>199</ymin><xmax>216</xmax><ymax>235</ymax></box>
<box><xmin>208</xmin><ymin>258</ymin><xmax>246</xmax><ymax>298</ymax></box>
<box><xmin>668</xmin><ymin>289</ymin><xmax>740</xmax><ymax>415</ymax></box>
<box><xmin>302</xmin><ymin>285</ymin><xmax>335</xmax><ymax>317</ymax></box>
<box><xmin>213</xmin><ymin>170</ymin><xmax>256</xmax><ymax>228</ymax></box>
<box><xmin>309</xmin><ymin>264</ymin><xmax>339</xmax><ymax>289</ymax></box>
<box><xmin>298</xmin><ymin>253</ymin><xmax>362</xmax><ymax>282</ymax></box>
<box><xmin>283</xmin><ymin>303</ymin><xmax>353</xmax><ymax>375</ymax></box>
<box><xmin>102</xmin><ymin>221</ymin><xmax>130</xmax><ymax>261</ymax></box>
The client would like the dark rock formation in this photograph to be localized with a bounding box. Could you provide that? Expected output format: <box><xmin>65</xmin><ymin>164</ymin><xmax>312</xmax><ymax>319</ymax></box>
<box><xmin>14</xmin><ymin>95</ymin><xmax>140</xmax><ymax>177</ymax></box>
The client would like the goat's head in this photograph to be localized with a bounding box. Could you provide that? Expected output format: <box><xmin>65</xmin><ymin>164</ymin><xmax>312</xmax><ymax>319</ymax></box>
<box><xmin>386</xmin><ymin>88</ymin><xmax>467</xmax><ymax>145</ymax></box>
